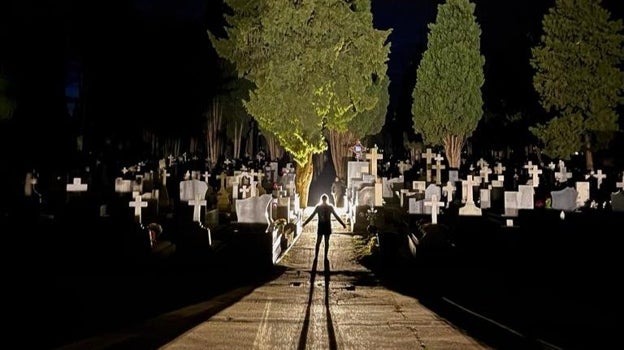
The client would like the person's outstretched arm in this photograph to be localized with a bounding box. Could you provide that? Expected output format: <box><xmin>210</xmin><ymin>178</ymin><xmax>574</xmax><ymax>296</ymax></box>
<box><xmin>302</xmin><ymin>207</ymin><xmax>317</xmax><ymax>227</ymax></box>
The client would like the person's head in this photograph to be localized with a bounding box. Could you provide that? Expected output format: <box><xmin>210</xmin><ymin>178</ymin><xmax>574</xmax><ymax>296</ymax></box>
<box><xmin>321</xmin><ymin>194</ymin><xmax>329</xmax><ymax>203</ymax></box>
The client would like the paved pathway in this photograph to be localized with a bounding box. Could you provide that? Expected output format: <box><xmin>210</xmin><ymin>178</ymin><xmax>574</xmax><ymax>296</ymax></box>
<box><xmin>59</xmin><ymin>215</ymin><xmax>491</xmax><ymax>350</ymax></box>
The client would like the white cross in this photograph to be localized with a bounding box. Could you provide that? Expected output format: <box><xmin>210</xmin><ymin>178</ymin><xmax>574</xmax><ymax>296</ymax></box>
<box><xmin>527</xmin><ymin>164</ymin><xmax>542</xmax><ymax>188</ymax></box>
<box><xmin>239</xmin><ymin>185</ymin><xmax>251</xmax><ymax>199</ymax></box>
<box><xmin>592</xmin><ymin>169</ymin><xmax>607</xmax><ymax>189</ymax></box>
<box><xmin>443</xmin><ymin>181</ymin><xmax>455</xmax><ymax>207</ymax></box>
<box><xmin>160</xmin><ymin>168</ymin><xmax>171</xmax><ymax>186</ymax></box>
<box><xmin>431</xmin><ymin>154</ymin><xmax>446</xmax><ymax>184</ymax></box>
<box><xmin>66</xmin><ymin>178</ymin><xmax>88</xmax><ymax>192</ymax></box>
<box><xmin>121</xmin><ymin>167</ymin><xmax>129</xmax><ymax>175</ymax></box>
<box><xmin>463</xmin><ymin>175</ymin><xmax>475</xmax><ymax>204</ymax></box>
<box><xmin>555</xmin><ymin>163</ymin><xmax>572</xmax><ymax>183</ymax></box>
<box><xmin>494</xmin><ymin>162</ymin><xmax>506</xmax><ymax>175</ymax></box>
<box><xmin>168</xmin><ymin>154</ymin><xmax>175</xmax><ymax>165</ymax></box>
<box><xmin>547</xmin><ymin>162</ymin><xmax>556</xmax><ymax>170</ymax></box>
<box><xmin>424</xmin><ymin>148</ymin><xmax>435</xmax><ymax>165</ymax></box>
<box><xmin>202</xmin><ymin>171</ymin><xmax>211</xmax><ymax>183</ymax></box>
<box><xmin>129</xmin><ymin>194</ymin><xmax>148</xmax><ymax>223</ymax></box>
<box><xmin>477</xmin><ymin>158</ymin><xmax>489</xmax><ymax>169</ymax></box>
<box><xmin>188</xmin><ymin>195</ymin><xmax>207</xmax><ymax>223</ymax></box>
<box><xmin>479</xmin><ymin>165</ymin><xmax>492</xmax><ymax>184</ymax></box>
<box><xmin>365</xmin><ymin>146</ymin><xmax>384</xmax><ymax>177</ymax></box>
<box><xmin>424</xmin><ymin>194</ymin><xmax>443</xmax><ymax>225</ymax></box>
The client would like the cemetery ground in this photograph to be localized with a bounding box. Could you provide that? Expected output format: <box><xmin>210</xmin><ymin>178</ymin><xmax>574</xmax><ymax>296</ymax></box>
<box><xmin>4</xmin><ymin>203</ymin><xmax>621</xmax><ymax>349</ymax></box>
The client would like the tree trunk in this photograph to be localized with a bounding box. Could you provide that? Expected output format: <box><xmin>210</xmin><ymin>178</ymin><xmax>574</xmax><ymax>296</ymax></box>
<box><xmin>585</xmin><ymin>145</ymin><xmax>594</xmax><ymax>172</ymax></box>
<box><xmin>584</xmin><ymin>134</ymin><xmax>594</xmax><ymax>172</ymax></box>
<box><xmin>295</xmin><ymin>153</ymin><xmax>314</xmax><ymax>208</ymax></box>
<box><xmin>328</xmin><ymin>129</ymin><xmax>355</xmax><ymax>182</ymax></box>
<box><xmin>443</xmin><ymin>134</ymin><xmax>464</xmax><ymax>169</ymax></box>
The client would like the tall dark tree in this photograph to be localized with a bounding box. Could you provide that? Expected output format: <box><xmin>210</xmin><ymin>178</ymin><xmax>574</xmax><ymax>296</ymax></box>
<box><xmin>530</xmin><ymin>0</ymin><xmax>624</xmax><ymax>170</ymax></box>
<box><xmin>411</xmin><ymin>0</ymin><xmax>485</xmax><ymax>169</ymax></box>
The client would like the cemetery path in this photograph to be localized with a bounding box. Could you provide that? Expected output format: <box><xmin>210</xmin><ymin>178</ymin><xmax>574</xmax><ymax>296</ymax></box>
<box><xmin>56</xmin><ymin>216</ymin><xmax>491</xmax><ymax>350</ymax></box>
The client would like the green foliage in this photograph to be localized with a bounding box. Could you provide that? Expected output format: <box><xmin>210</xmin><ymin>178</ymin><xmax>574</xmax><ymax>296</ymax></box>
<box><xmin>529</xmin><ymin>113</ymin><xmax>583</xmax><ymax>159</ymax></box>
<box><xmin>209</xmin><ymin>0</ymin><xmax>391</xmax><ymax>166</ymax></box>
<box><xmin>530</xmin><ymin>0</ymin><xmax>624</xmax><ymax>158</ymax></box>
<box><xmin>411</xmin><ymin>0</ymin><xmax>485</xmax><ymax>146</ymax></box>
<box><xmin>347</xmin><ymin>73</ymin><xmax>390</xmax><ymax>139</ymax></box>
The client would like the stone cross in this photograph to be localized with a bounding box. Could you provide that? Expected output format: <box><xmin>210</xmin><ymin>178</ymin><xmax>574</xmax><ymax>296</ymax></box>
<box><xmin>423</xmin><ymin>148</ymin><xmax>435</xmax><ymax>165</ymax></box>
<box><xmin>66</xmin><ymin>178</ymin><xmax>88</xmax><ymax>192</ymax></box>
<box><xmin>424</xmin><ymin>148</ymin><xmax>435</xmax><ymax>182</ymax></box>
<box><xmin>592</xmin><ymin>169</ymin><xmax>607</xmax><ymax>189</ymax></box>
<box><xmin>432</xmin><ymin>154</ymin><xmax>446</xmax><ymax>185</ymax></box>
<box><xmin>231</xmin><ymin>176</ymin><xmax>240</xmax><ymax>199</ymax></box>
<box><xmin>250</xmin><ymin>180</ymin><xmax>258</xmax><ymax>197</ymax></box>
<box><xmin>183</xmin><ymin>170</ymin><xmax>191</xmax><ymax>180</ymax></box>
<box><xmin>397</xmin><ymin>160</ymin><xmax>411</xmax><ymax>176</ymax></box>
<box><xmin>527</xmin><ymin>164</ymin><xmax>542</xmax><ymax>188</ymax></box>
<box><xmin>188</xmin><ymin>195</ymin><xmax>207</xmax><ymax>223</ymax></box>
<box><xmin>424</xmin><ymin>194</ymin><xmax>443</xmax><ymax>225</ymax></box>
<box><xmin>464</xmin><ymin>175</ymin><xmax>476</xmax><ymax>204</ymax></box>
<box><xmin>365</xmin><ymin>146</ymin><xmax>383</xmax><ymax>177</ymax></box>
<box><xmin>129</xmin><ymin>194</ymin><xmax>148</xmax><ymax>223</ymax></box>
<box><xmin>239</xmin><ymin>185</ymin><xmax>251</xmax><ymax>199</ymax></box>
<box><xmin>443</xmin><ymin>181</ymin><xmax>455</xmax><ymax>206</ymax></box>
<box><xmin>168</xmin><ymin>154</ymin><xmax>175</xmax><ymax>165</ymax></box>
<box><xmin>555</xmin><ymin>161</ymin><xmax>573</xmax><ymax>183</ymax></box>
<box><xmin>477</xmin><ymin>158</ymin><xmax>489</xmax><ymax>169</ymax></box>
<box><xmin>160</xmin><ymin>168</ymin><xmax>171</xmax><ymax>186</ymax></box>
<box><xmin>476</xmin><ymin>165</ymin><xmax>490</xmax><ymax>184</ymax></box>
<box><xmin>202</xmin><ymin>171</ymin><xmax>211</xmax><ymax>183</ymax></box>
<box><xmin>494</xmin><ymin>162</ymin><xmax>506</xmax><ymax>175</ymax></box>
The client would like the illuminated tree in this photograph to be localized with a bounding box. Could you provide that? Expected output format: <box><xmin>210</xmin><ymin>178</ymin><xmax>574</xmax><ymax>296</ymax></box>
<box><xmin>411</xmin><ymin>0</ymin><xmax>485</xmax><ymax>168</ymax></box>
<box><xmin>209</xmin><ymin>0</ymin><xmax>391</xmax><ymax>206</ymax></box>
<box><xmin>530</xmin><ymin>0</ymin><xmax>624</xmax><ymax>170</ymax></box>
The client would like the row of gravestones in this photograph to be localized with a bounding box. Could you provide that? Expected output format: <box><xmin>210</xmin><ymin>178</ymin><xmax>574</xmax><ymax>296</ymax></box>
<box><xmin>345</xmin><ymin>150</ymin><xmax>624</xmax><ymax>230</ymax></box>
<box><xmin>19</xmin><ymin>157</ymin><xmax>303</xmax><ymax>263</ymax></box>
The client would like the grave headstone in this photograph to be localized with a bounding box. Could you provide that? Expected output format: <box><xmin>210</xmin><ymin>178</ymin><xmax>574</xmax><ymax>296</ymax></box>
<box><xmin>235</xmin><ymin>194</ymin><xmax>273</xmax><ymax>224</ymax></box>
<box><xmin>611</xmin><ymin>191</ymin><xmax>624</xmax><ymax>212</ymax></box>
<box><xmin>551</xmin><ymin>187</ymin><xmax>578</xmax><ymax>212</ymax></box>
<box><xmin>365</xmin><ymin>146</ymin><xmax>383</xmax><ymax>177</ymax></box>
<box><xmin>424</xmin><ymin>194</ymin><xmax>443</xmax><ymax>224</ymax></box>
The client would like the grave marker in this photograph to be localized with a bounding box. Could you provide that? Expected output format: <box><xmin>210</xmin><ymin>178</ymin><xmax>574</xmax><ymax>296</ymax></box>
<box><xmin>365</xmin><ymin>146</ymin><xmax>383</xmax><ymax>177</ymax></box>
<box><xmin>424</xmin><ymin>194</ymin><xmax>443</xmax><ymax>224</ymax></box>
<box><xmin>188</xmin><ymin>195</ymin><xmax>207</xmax><ymax>223</ymax></box>
<box><xmin>129</xmin><ymin>194</ymin><xmax>148</xmax><ymax>223</ymax></box>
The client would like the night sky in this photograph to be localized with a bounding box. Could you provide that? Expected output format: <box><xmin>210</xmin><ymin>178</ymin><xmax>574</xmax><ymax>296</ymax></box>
<box><xmin>2</xmin><ymin>0</ymin><xmax>624</xmax><ymax>170</ymax></box>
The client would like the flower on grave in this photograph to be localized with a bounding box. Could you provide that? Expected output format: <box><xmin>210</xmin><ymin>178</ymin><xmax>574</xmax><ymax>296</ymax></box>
<box><xmin>358</xmin><ymin>207</ymin><xmax>378</xmax><ymax>225</ymax></box>
<box><xmin>273</xmin><ymin>218</ymin><xmax>288</xmax><ymax>233</ymax></box>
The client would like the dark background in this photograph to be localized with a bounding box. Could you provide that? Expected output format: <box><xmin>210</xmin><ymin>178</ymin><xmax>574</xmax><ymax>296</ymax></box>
<box><xmin>2</xmin><ymin>0</ymin><xmax>623</xmax><ymax>171</ymax></box>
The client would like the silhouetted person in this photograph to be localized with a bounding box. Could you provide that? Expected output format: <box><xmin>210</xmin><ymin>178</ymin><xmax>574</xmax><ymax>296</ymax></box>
<box><xmin>330</xmin><ymin>176</ymin><xmax>346</xmax><ymax>208</ymax></box>
<box><xmin>302</xmin><ymin>194</ymin><xmax>346</xmax><ymax>262</ymax></box>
